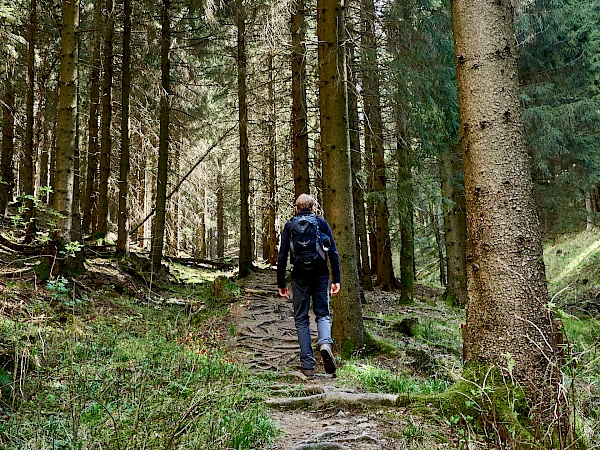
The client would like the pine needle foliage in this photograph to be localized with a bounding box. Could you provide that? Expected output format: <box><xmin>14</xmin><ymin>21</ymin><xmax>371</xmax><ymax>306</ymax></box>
<box><xmin>518</xmin><ymin>0</ymin><xmax>600</xmax><ymax>235</ymax></box>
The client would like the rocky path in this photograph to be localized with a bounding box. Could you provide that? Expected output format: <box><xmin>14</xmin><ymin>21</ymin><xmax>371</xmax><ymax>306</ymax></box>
<box><xmin>231</xmin><ymin>271</ymin><xmax>403</xmax><ymax>450</ymax></box>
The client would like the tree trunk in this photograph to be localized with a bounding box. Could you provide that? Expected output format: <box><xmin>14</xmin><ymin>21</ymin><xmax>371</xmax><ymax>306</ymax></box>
<box><xmin>317</xmin><ymin>0</ymin><xmax>364</xmax><ymax>356</ymax></box>
<box><xmin>360</xmin><ymin>0</ymin><xmax>396</xmax><ymax>290</ymax></box>
<box><xmin>136</xmin><ymin>160</ymin><xmax>146</xmax><ymax>248</ymax></box>
<box><xmin>97</xmin><ymin>0</ymin><xmax>115</xmax><ymax>236</ymax></box>
<box><xmin>585</xmin><ymin>187</ymin><xmax>599</xmax><ymax>231</ymax></box>
<box><xmin>290</xmin><ymin>0</ymin><xmax>310</xmax><ymax>197</ymax></box>
<box><xmin>198</xmin><ymin>188</ymin><xmax>206</xmax><ymax>258</ymax></box>
<box><xmin>82</xmin><ymin>0</ymin><xmax>102</xmax><ymax>234</ymax></box>
<box><xmin>22</xmin><ymin>0</ymin><xmax>37</xmax><ymax>241</ymax></box>
<box><xmin>0</xmin><ymin>74</ymin><xmax>16</xmax><ymax>216</ymax></box>
<box><xmin>216</xmin><ymin>156</ymin><xmax>225</xmax><ymax>258</ymax></box>
<box><xmin>429</xmin><ymin>201</ymin><xmax>446</xmax><ymax>286</ymax></box>
<box><xmin>49</xmin><ymin>0</ymin><xmax>80</xmax><ymax>277</ymax></box>
<box><xmin>39</xmin><ymin>109</ymin><xmax>50</xmax><ymax>204</ymax></box>
<box><xmin>237</xmin><ymin>0</ymin><xmax>253</xmax><ymax>277</ymax></box>
<box><xmin>151</xmin><ymin>0</ymin><xmax>171</xmax><ymax>272</ymax></box>
<box><xmin>440</xmin><ymin>144</ymin><xmax>467</xmax><ymax>306</ymax></box>
<box><xmin>69</xmin><ymin>99</ymin><xmax>84</xmax><ymax>275</ymax></box>
<box><xmin>261</xmin><ymin>151</ymin><xmax>269</xmax><ymax>261</ymax></box>
<box><xmin>396</xmin><ymin>110</ymin><xmax>414</xmax><ymax>304</ymax></box>
<box><xmin>48</xmin><ymin>122</ymin><xmax>57</xmax><ymax>207</ymax></box>
<box><xmin>347</xmin><ymin>43</ymin><xmax>372</xmax><ymax>289</ymax></box>
<box><xmin>366</xmin><ymin>152</ymin><xmax>378</xmax><ymax>276</ymax></box>
<box><xmin>265</xmin><ymin>53</ymin><xmax>278</xmax><ymax>265</ymax></box>
<box><xmin>116</xmin><ymin>0</ymin><xmax>132</xmax><ymax>256</ymax></box>
<box><xmin>452</xmin><ymin>0</ymin><xmax>564</xmax><ymax>428</ymax></box>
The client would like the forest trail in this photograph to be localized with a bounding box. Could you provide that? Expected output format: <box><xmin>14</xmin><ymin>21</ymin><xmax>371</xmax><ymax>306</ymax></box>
<box><xmin>230</xmin><ymin>271</ymin><xmax>405</xmax><ymax>450</ymax></box>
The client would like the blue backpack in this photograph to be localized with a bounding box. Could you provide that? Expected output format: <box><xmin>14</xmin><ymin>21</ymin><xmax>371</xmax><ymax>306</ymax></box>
<box><xmin>290</xmin><ymin>214</ymin><xmax>328</xmax><ymax>270</ymax></box>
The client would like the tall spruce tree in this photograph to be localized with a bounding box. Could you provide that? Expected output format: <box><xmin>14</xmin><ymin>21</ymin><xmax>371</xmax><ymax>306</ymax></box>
<box><xmin>151</xmin><ymin>0</ymin><xmax>171</xmax><ymax>272</ymax></box>
<box><xmin>317</xmin><ymin>0</ymin><xmax>364</xmax><ymax>354</ymax></box>
<box><xmin>452</xmin><ymin>0</ymin><xmax>567</xmax><ymax>431</ymax></box>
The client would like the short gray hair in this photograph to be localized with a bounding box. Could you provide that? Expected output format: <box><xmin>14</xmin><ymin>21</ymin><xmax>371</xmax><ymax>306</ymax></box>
<box><xmin>295</xmin><ymin>193</ymin><xmax>316</xmax><ymax>211</ymax></box>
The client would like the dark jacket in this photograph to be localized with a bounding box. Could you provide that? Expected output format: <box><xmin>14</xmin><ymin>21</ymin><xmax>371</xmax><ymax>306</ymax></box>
<box><xmin>277</xmin><ymin>209</ymin><xmax>341</xmax><ymax>288</ymax></box>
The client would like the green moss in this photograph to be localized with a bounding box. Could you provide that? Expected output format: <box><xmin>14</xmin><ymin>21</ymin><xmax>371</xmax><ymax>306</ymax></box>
<box><xmin>404</xmin><ymin>363</ymin><xmax>551</xmax><ymax>449</ymax></box>
<box><xmin>34</xmin><ymin>259</ymin><xmax>51</xmax><ymax>281</ymax></box>
<box><xmin>339</xmin><ymin>338</ymin><xmax>358</xmax><ymax>358</ymax></box>
<box><xmin>362</xmin><ymin>330</ymin><xmax>397</xmax><ymax>356</ymax></box>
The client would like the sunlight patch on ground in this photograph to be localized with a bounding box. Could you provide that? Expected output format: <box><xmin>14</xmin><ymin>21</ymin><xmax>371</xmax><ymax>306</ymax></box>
<box><xmin>552</xmin><ymin>238</ymin><xmax>600</xmax><ymax>285</ymax></box>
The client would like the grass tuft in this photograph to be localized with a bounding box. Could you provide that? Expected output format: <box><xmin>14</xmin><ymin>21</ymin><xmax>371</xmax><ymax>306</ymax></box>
<box><xmin>338</xmin><ymin>361</ymin><xmax>449</xmax><ymax>395</ymax></box>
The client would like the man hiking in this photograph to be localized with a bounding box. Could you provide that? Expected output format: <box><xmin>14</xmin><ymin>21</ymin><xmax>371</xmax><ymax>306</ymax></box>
<box><xmin>277</xmin><ymin>193</ymin><xmax>340</xmax><ymax>378</ymax></box>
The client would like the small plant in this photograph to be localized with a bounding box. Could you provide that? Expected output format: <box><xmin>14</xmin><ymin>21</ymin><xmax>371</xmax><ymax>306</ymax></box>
<box><xmin>64</xmin><ymin>240</ymin><xmax>82</xmax><ymax>257</ymax></box>
<box><xmin>46</xmin><ymin>276</ymin><xmax>70</xmax><ymax>299</ymax></box>
<box><xmin>402</xmin><ymin>418</ymin><xmax>426</xmax><ymax>443</ymax></box>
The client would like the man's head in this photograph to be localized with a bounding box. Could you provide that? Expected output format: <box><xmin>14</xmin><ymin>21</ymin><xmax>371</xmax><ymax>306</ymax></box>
<box><xmin>295</xmin><ymin>193</ymin><xmax>316</xmax><ymax>213</ymax></box>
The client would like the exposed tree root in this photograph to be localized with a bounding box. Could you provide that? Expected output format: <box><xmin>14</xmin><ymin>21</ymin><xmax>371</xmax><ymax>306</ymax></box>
<box><xmin>291</xmin><ymin>443</ymin><xmax>349</xmax><ymax>450</ymax></box>
<box><xmin>266</xmin><ymin>386</ymin><xmax>408</xmax><ymax>409</ymax></box>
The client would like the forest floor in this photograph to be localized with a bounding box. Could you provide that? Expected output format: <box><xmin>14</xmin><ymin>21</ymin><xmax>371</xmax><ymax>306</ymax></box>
<box><xmin>2</xmin><ymin>230</ymin><xmax>599</xmax><ymax>448</ymax></box>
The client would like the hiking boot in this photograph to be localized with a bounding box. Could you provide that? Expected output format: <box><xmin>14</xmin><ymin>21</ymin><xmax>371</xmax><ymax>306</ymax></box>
<box><xmin>320</xmin><ymin>343</ymin><xmax>337</xmax><ymax>374</ymax></box>
<box><xmin>301</xmin><ymin>368</ymin><xmax>315</xmax><ymax>379</ymax></box>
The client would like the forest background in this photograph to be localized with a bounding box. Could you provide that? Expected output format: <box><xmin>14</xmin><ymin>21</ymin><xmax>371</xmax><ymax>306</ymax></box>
<box><xmin>1</xmin><ymin>0</ymin><xmax>600</xmax><ymax>447</ymax></box>
<box><xmin>1</xmin><ymin>0</ymin><xmax>598</xmax><ymax>281</ymax></box>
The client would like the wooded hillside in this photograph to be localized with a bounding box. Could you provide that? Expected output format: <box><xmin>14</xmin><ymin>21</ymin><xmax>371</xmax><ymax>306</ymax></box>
<box><xmin>0</xmin><ymin>0</ymin><xmax>599</xmax><ymax>447</ymax></box>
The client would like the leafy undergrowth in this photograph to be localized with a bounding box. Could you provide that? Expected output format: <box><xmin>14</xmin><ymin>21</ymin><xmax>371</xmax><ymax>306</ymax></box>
<box><xmin>0</xmin><ymin>266</ymin><xmax>278</xmax><ymax>450</ymax></box>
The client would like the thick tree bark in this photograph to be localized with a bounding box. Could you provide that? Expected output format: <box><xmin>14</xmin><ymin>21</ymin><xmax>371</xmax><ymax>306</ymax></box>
<box><xmin>237</xmin><ymin>0</ymin><xmax>253</xmax><ymax>277</ymax></box>
<box><xmin>151</xmin><ymin>0</ymin><xmax>171</xmax><ymax>272</ymax></box>
<box><xmin>440</xmin><ymin>144</ymin><xmax>467</xmax><ymax>306</ymax></box>
<box><xmin>347</xmin><ymin>44</ymin><xmax>372</xmax><ymax>289</ymax></box>
<box><xmin>290</xmin><ymin>0</ymin><xmax>310</xmax><ymax>197</ymax></box>
<box><xmin>82</xmin><ymin>0</ymin><xmax>102</xmax><ymax>234</ymax></box>
<box><xmin>360</xmin><ymin>0</ymin><xmax>396</xmax><ymax>290</ymax></box>
<box><xmin>317</xmin><ymin>0</ymin><xmax>365</xmax><ymax>355</ymax></box>
<box><xmin>0</xmin><ymin>75</ymin><xmax>16</xmax><ymax>216</ymax></box>
<box><xmin>22</xmin><ymin>0</ymin><xmax>37</xmax><ymax>241</ymax></box>
<box><xmin>452</xmin><ymin>0</ymin><xmax>564</xmax><ymax>427</ymax></box>
<box><xmin>116</xmin><ymin>0</ymin><xmax>132</xmax><ymax>256</ymax></box>
<box><xmin>97</xmin><ymin>0</ymin><xmax>115</xmax><ymax>236</ymax></box>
